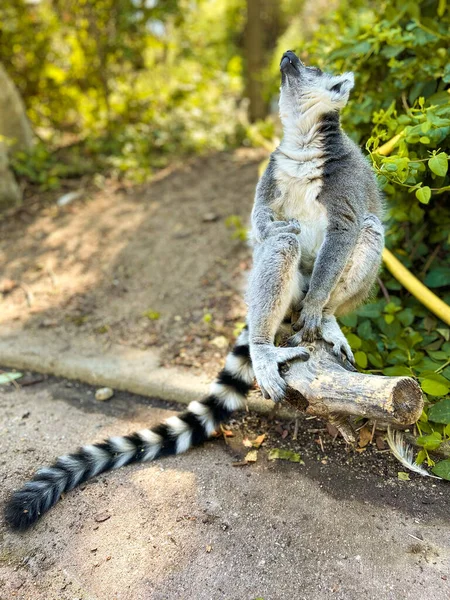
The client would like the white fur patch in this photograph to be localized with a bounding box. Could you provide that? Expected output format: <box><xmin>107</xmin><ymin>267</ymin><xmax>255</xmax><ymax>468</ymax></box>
<box><xmin>188</xmin><ymin>400</ymin><xmax>216</xmax><ymax>436</ymax></box>
<box><xmin>166</xmin><ymin>416</ymin><xmax>193</xmax><ymax>454</ymax></box>
<box><xmin>108</xmin><ymin>436</ymin><xmax>137</xmax><ymax>468</ymax></box>
<box><xmin>80</xmin><ymin>445</ymin><xmax>111</xmax><ymax>476</ymax></box>
<box><xmin>225</xmin><ymin>353</ymin><xmax>254</xmax><ymax>385</ymax></box>
<box><xmin>273</xmin><ymin>155</ymin><xmax>328</xmax><ymax>271</ymax></box>
<box><xmin>210</xmin><ymin>381</ymin><xmax>245</xmax><ymax>411</ymax></box>
<box><xmin>137</xmin><ymin>429</ymin><xmax>162</xmax><ymax>461</ymax></box>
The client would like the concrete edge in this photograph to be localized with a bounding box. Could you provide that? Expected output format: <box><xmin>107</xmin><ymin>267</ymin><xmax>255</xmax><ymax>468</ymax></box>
<box><xmin>0</xmin><ymin>327</ymin><xmax>297</xmax><ymax>420</ymax></box>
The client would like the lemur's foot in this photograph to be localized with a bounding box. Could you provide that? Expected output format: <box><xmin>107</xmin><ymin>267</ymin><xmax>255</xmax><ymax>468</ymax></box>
<box><xmin>321</xmin><ymin>316</ymin><xmax>354</xmax><ymax>364</ymax></box>
<box><xmin>250</xmin><ymin>344</ymin><xmax>309</xmax><ymax>403</ymax></box>
<box><xmin>288</xmin><ymin>315</ymin><xmax>354</xmax><ymax>364</ymax></box>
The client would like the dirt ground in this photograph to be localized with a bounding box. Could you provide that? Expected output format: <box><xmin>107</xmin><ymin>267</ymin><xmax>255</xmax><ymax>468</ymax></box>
<box><xmin>0</xmin><ymin>149</ymin><xmax>265</xmax><ymax>378</ymax></box>
<box><xmin>1</xmin><ymin>372</ymin><xmax>449</xmax><ymax>600</ymax></box>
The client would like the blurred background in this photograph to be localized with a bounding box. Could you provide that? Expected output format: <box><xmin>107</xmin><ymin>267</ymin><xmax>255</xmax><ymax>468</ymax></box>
<box><xmin>0</xmin><ymin>0</ymin><xmax>449</xmax><ymax>464</ymax></box>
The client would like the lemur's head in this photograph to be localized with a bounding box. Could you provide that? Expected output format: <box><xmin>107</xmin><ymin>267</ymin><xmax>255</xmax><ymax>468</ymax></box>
<box><xmin>279</xmin><ymin>50</ymin><xmax>354</xmax><ymax>127</ymax></box>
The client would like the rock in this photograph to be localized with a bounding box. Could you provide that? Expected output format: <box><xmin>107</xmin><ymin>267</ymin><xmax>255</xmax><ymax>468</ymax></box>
<box><xmin>0</xmin><ymin>146</ymin><xmax>21</xmax><ymax>211</ymax></box>
<box><xmin>0</xmin><ymin>63</ymin><xmax>34</xmax><ymax>153</ymax></box>
<box><xmin>95</xmin><ymin>387</ymin><xmax>114</xmax><ymax>401</ymax></box>
<box><xmin>0</xmin><ymin>62</ymin><xmax>34</xmax><ymax>211</ymax></box>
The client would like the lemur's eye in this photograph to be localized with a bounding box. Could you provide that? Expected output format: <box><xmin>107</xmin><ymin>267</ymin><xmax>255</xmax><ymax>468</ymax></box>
<box><xmin>308</xmin><ymin>67</ymin><xmax>322</xmax><ymax>75</ymax></box>
<box><xmin>330</xmin><ymin>82</ymin><xmax>343</xmax><ymax>93</ymax></box>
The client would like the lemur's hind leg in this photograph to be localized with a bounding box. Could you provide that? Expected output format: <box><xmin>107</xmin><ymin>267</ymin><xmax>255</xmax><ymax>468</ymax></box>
<box><xmin>289</xmin><ymin>215</ymin><xmax>384</xmax><ymax>362</ymax></box>
<box><xmin>247</xmin><ymin>231</ymin><xmax>310</xmax><ymax>402</ymax></box>
<box><xmin>326</xmin><ymin>214</ymin><xmax>384</xmax><ymax>316</ymax></box>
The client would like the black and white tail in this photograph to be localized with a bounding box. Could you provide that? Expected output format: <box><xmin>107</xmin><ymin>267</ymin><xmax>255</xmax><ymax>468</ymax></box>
<box><xmin>5</xmin><ymin>328</ymin><xmax>254</xmax><ymax>530</ymax></box>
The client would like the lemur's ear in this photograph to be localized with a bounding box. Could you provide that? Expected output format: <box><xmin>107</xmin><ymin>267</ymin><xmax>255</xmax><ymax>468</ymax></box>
<box><xmin>328</xmin><ymin>72</ymin><xmax>355</xmax><ymax>98</ymax></box>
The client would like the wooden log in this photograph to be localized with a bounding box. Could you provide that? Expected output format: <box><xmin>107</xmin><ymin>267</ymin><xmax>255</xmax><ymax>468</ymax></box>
<box><xmin>280</xmin><ymin>341</ymin><xmax>424</xmax><ymax>443</ymax></box>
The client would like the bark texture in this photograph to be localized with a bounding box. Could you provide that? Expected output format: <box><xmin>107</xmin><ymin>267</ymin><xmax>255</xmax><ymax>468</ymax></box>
<box><xmin>281</xmin><ymin>341</ymin><xmax>424</xmax><ymax>443</ymax></box>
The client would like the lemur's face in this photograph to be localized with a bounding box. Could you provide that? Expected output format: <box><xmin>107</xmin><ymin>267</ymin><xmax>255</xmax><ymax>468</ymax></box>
<box><xmin>279</xmin><ymin>50</ymin><xmax>354</xmax><ymax>123</ymax></box>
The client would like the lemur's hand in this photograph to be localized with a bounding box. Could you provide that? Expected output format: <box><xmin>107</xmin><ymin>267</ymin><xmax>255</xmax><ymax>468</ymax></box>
<box><xmin>255</xmin><ymin>219</ymin><xmax>301</xmax><ymax>243</ymax></box>
<box><xmin>292</xmin><ymin>297</ymin><xmax>323</xmax><ymax>342</ymax></box>
<box><xmin>266</xmin><ymin>219</ymin><xmax>301</xmax><ymax>238</ymax></box>
<box><xmin>250</xmin><ymin>343</ymin><xmax>309</xmax><ymax>403</ymax></box>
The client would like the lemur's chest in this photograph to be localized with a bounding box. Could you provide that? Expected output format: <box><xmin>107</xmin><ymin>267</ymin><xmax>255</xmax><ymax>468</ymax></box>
<box><xmin>272</xmin><ymin>161</ymin><xmax>328</xmax><ymax>267</ymax></box>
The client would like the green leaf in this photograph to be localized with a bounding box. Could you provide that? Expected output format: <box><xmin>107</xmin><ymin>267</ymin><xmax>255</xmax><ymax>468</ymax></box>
<box><xmin>421</xmin><ymin>376</ymin><xmax>450</xmax><ymax>397</ymax></box>
<box><xmin>387</xmin><ymin>349</ymin><xmax>409</xmax><ymax>365</ymax></box>
<box><xmin>415</xmin><ymin>186</ymin><xmax>431</xmax><ymax>204</ymax></box>
<box><xmin>428</xmin><ymin>152</ymin><xmax>448</xmax><ymax>177</ymax></box>
<box><xmin>142</xmin><ymin>310</ymin><xmax>161</xmax><ymax>320</ymax></box>
<box><xmin>417</xmin><ymin>431</ymin><xmax>442</xmax><ymax>450</ymax></box>
<box><xmin>268</xmin><ymin>448</ymin><xmax>303</xmax><ymax>463</ymax></box>
<box><xmin>368</xmin><ymin>352</ymin><xmax>384</xmax><ymax>368</ymax></box>
<box><xmin>428</xmin><ymin>399</ymin><xmax>450</xmax><ymax>424</ymax></box>
<box><xmin>432</xmin><ymin>460</ymin><xmax>450</xmax><ymax>480</ymax></box>
<box><xmin>357</xmin><ymin>320</ymin><xmax>372</xmax><ymax>339</ymax></box>
<box><xmin>416</xmin><ymin>449</ymin><xmax>427</xmax><ymax>465</ymax></box>
<box><xmin>339</xmin><ymin>313</ymin><xmax>358</xmax><ymax>327</ymax></box>
<box><xmin>397</xmin><ymin>471</ymin><xmax>410</xmax><ymax>481</ymax></box>
<box><xmin>0</xmin><ymin>372</ymin><xmax>23</xmax><ymax>385</ymax></box>
<box><xmin>424</xmin><ymin>267</ymin><xmax>450</xmax><ymax>288</ymax></box>
<box><xmin>382</xmin><ymin>366</ymin><xmax>412</xmax><ymax>376</ymax></box>
<box><xmin>354</xmin><ymin>351</ymin><xmax>368</xmax><ymax>369</ymax></box>
<box><xmin>346</xmin><ymin>333</ymin><xmax>362</xmax><ymax>350</ymax></box>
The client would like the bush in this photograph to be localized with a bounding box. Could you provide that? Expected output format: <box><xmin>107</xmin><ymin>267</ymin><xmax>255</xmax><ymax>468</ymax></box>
<box><xmin>285</xmin><ymin>0</ymin><xmax>450</xmax><ymax>469</ymax></box>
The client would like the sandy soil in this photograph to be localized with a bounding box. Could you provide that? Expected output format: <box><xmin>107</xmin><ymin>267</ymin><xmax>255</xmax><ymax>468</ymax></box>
<box><xmin>0</xmin><ymin>373</ymin><xmax>449</xmax><ymax>600</ymax></box>
<box><xmin>0</xmin><ymin>149</ymin><xmax>265</xmax><ymax>378</ymax></box>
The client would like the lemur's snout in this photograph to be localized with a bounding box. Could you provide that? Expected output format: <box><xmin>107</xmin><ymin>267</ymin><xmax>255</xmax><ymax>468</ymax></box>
<box><xmin>280</xmin><ymin>50</ymin><xmax>302</xmax><ymax>73</ymax></box>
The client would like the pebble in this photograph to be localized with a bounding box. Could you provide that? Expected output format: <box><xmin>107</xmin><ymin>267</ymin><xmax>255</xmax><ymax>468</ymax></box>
<box><xmin>95</xmin><ymin>387</ymin><xmax>114</xmax><ymax>401</ymax></box>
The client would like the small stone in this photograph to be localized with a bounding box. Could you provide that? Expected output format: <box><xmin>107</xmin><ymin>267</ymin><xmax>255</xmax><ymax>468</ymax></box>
<box><xmin>202</xmin><ymin>213</ymin><xmax>219</xmax><ymax>222</ymax></box>
<box><xmin>211</xmin><ymin>336</ymin><xmax>228</xmax><ymax>349</ymax></box>
<box><xmin>95</xmin><ymin>387</ymin><xmax>114</xmax><ymax>402</ymax></box>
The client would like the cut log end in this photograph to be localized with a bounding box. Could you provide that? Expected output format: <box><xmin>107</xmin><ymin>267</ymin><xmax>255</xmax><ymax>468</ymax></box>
<box><xmin>390</xmin><ymin>377</ymin><xmax>424</xmax><ymax>426</ymax></box>
<box><xmin>281</xmin><ymin>340</ymin><xmax>424</xmax><ymax>433</ymax></box>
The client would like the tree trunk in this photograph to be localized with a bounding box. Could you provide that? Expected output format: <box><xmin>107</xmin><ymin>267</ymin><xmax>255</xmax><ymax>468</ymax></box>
<box><xmin>281</xmin><ymin>341</ymin><xmax>424</xmax><ymax>443</ymax></box>
<box><xmin>243</xmin><ymin>0</ymin><xmax>282</xmax><ymax>122</ymax></box>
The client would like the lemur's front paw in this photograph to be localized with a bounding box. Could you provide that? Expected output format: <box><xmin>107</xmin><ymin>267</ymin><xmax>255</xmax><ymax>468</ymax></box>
<box><xmin>267</xmin><ymin>219</ymin><xmax>301</xmax><ymax>237</ymax></box>
<box><xmin>292</xmin><ymin>301</ymin><xmax>323</xmax><ymax>342</ymax></box>
<box><xmin>251</xmin><ymin>344</ymin><xmax>309</xmax><ymax>402</ymax></box>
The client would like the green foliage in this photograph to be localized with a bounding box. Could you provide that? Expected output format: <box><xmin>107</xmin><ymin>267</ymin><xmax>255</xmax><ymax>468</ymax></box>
<box><xmin>284</xmin><ymin>0</ymin><xmax>450</xmax><ymax>465</ymax></box>
<box><xmin>1</xmin><ymin>0</ymin><xmax>247</xmax><ymax>183</ymax></box>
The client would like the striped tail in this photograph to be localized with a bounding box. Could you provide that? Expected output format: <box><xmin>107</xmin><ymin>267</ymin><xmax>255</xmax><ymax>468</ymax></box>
<box><xmin>5</xmin><ymin>328</ymin><xmax>254</xmax><ymax>530</ymax></box>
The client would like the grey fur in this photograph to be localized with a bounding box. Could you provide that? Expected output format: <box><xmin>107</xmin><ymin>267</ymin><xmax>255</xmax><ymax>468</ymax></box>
<box><xmin>247</xmin><ymin>50</ymin><xmax>384</xmax><ymax>402</ymax></box>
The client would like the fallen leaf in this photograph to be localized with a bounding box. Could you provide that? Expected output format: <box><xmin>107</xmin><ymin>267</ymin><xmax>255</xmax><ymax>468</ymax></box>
<box><xmin>375</xmin><ymin>436</ymin><xmax>386</xmax><ymax>450</ymax></box>
<box><xmin>245</xmin><ymin>449</ymin><xmax>258</xmax><ymax>463</ymax></box>
<box><xmin>326</xmin><ymin>423</ymin><xmax>339</xmax><ymax>438</ymax></box>
<box><xmin>252</xmin><ymin>434</ymin><xmax>266</xmax><ymax>448</ymax></box>
<box><xmin>268</xmin><ymin>448</ymin><xmax>303</xmax><ymax>464</ymax></box>
<box><xmin>398</xmin><ymin>471</ymin><xmax>410</xmax><ymax>481</ymax></box>
<box><xmin>243</xmin><ymin>438</ymin><xmax>253</xmax><ymax>448</ymax></box>
<box><xmin>358</xmin><ymin>426</ymin><xmax>372</xmax><ymax>448</ymax></box>
<box><xmin>0</xmin><ymin>372</ymin><xmax>23</xmax><ymax>385</ymax></box>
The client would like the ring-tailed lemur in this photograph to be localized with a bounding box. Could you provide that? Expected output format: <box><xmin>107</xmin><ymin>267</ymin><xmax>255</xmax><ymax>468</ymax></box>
<box><xmin>4</xmin><ymin>50</ymin><xmax>384</xmax><ymax>530</ymax></box>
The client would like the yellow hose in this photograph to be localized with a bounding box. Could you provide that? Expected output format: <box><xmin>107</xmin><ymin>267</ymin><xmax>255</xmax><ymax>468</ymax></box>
<box><xmin>382</xmin><ymin>248</ymin><xmax>450</xmax><ymax>326</ymax></box>
<box><xmin>376</xmin><ymin>131</ymin><xmax>405</xmax><ymax>156</ymax></box>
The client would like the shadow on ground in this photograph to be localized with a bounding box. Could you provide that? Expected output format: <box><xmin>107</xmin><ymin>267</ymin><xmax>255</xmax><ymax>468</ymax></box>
<box><xmin>1</xmin><ymin>374</ymin><xmax>449</xmax><ymax>600</ymax></box>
